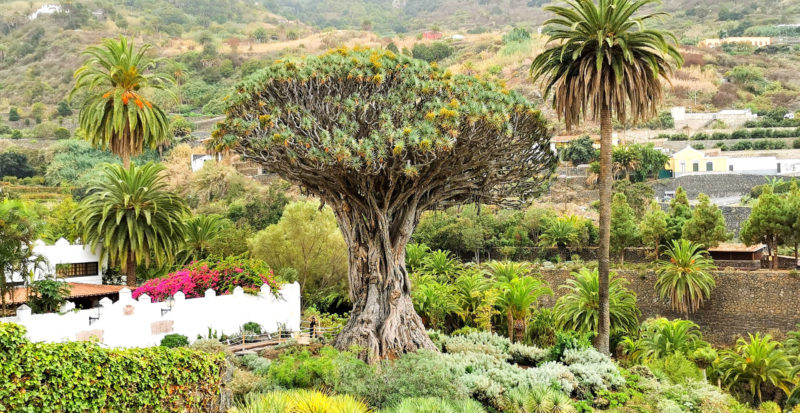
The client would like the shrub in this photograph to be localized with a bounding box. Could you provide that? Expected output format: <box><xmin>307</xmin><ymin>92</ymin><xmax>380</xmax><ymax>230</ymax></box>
<box><xmin>0</xmin><ymin>322</ymin><xmax>226</xmax><ymax>412</ymax></box>
<box><xmin>11</xmin><ymin>129</ymin><xmax>22</xmax><ymax>139</ymax></box>
<box><xmin>371</xmin><ymin>350</ymin><xmax>468</xmax><ymax>408</ymax></box>
<box><xmin>160</xmin><ymin>333</ymin><xmax>189</xmax><ymax>348</ymax></box>
<box><xmin>239</xmin><ymin>353</ymin><xmax>271</xmax><ymax>376</ymax></box>
<box><xmin>668</xmin><ymin>133</ymin><xmax>688</xmax><ymax>141</ymax></box>
<box><xmin>133</xmin><ymin>256</ymin><xmax>280</xmax><ymax>302</ymax></box>
<box><xmin>229</xmin><ymin>368</ymin><xmax>271</xmax><ymax>402</ymax></box>
<box><xmin>235</xmin><ymin>390</ymin><xmax>370</xmax><ymax>413</ymax></box>
<box><xmin>191</xmin><ymin>338</ymin><xmax>232</xmax><ymax>357</ymax></box>
<box><xmin>383</xmin><ymin>397</ymin><xmax>487</xmax><ymax>413</ymax></box>
<box><xmin>242</xmin><ymin>322</ymin><xmax>262</xmax><ymax>334</ymax></box>
<box><xmin>503</xmin><ymin>386</ymin><xmax>575</xmax><ymax>413</ymax></box>
<box><xmin>53</xmin><ymin>127</ymin><xmax>70</xmax><ymax>140</ymax></box>
<box><xmin>712</xmin><ymin>132</ymin><xmax>730</xmax><ymax>140</ymax></box>
<box><xmin>646</xmin><ymin>353</ymin><xmax>703</xmax><ymax>383</ymax></box>
<box><xmin>561</xmin><ymin>348</ymin><xmax>625</xmax><ymax>395</ymax></box>
<box><xmin>691</xmin><ymin>132</ymin><xmax>708</xmax><ymax>140</ymax></box>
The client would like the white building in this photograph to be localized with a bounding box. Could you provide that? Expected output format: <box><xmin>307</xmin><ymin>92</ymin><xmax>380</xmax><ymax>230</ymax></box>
<box><xmin>670</xmin><ymin>106</ymin><xmax>758</xmax><ymax>129</ymax></box>
<box><xmin>28</xmin><ymin>4</ymin><xmax>63</xmax><ymax>20</ymax></box>
<box><xmin>7</xmin><ymin>239</ymin><xmax>106</xmax><ymax>285</ymax></box>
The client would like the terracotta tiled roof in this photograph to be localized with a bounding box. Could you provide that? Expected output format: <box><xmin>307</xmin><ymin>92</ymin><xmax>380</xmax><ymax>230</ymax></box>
<box><xmin>3</xmin><ymin>283</ymin><xmax>124</xmax><ymax>305</ymax></box>
<box><xmin>708</xmin><ymin>243</ymin><xmax>766</xmax><ymax>253</ymax></box>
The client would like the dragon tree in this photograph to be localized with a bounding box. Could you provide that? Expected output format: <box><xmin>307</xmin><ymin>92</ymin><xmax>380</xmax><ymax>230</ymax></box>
<box><xmin>213</xmin><ymin>48</ymin><xmax>556</xmax><ymax>362</ymax></box>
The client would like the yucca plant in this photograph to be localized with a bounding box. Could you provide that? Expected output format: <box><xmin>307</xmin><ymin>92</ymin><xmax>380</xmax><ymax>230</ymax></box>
<box><xmin>655</xmin><ymin>239</ymin><xmax>716</xmax><ymax>319</ymax></box>
<box><xmin>531</xmin><ymin>0</ymin><xmax>681</xmax><ymax>355</ymax></box>
<box><xmin>70</xmin><ymin>36</ymin><xmax>173</xmax><ymax>167</ymax></box>
<box><xmin>495</xmin><ymin>276</ymin><xmax>553</xmax><ymax>342</ymax></box>
<box><xmin>74</xmin><ymin>163</ymin><xmax>188</xmax><ymax>287</ymax></box>
<box><xmin>554</xmin><ymin>268</ymin><xmax>640</xmax><ymax>337</ymax></box>
<box><xmin>717</xmin><ymin>333</ymin><xmax>793</xmax><ymax>403</ymax></box>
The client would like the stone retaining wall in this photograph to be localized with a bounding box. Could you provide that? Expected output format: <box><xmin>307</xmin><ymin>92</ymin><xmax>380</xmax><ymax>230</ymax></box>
<box><xmin>650</xmin><ymin>174</ymin><xmax>777</xmax><ymax>200</ymax></box>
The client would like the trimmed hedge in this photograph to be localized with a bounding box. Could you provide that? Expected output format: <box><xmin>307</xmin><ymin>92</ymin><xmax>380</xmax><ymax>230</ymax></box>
<box><xmin>0</xmin><ymin>322</ymin><xmax>227</xmax><ymax>412</ymax></box>
<box><xmin>665</xmin><ymin>128</ymin><xmax>800</xmax><ymax>141</ymax></box>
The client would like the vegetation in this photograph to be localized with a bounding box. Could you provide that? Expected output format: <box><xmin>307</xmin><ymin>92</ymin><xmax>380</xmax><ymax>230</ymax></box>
<box><xmin>683</xmin><ymin>193</ymin><xmax>730</xmax><ymax>248</ymax></box>
<box><xmin>655</xmin><ymin>240</ymin><xmax>717</xmax><ymax>318</ymax></box>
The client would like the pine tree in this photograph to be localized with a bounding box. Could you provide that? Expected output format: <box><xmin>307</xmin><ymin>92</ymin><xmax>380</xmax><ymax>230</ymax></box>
<box><xmin>640</xmin><ymin>200</ymin><xmax>668</xmax><ymax>257</ymax></box>
<box><xmin>8</xmin><ymin>107</ymin><xmax>19</xmax><ymax>122</ymax></box>
<box><xmin>667</xmin><ymin>186</ymin><xmax>692</xmax><ymax>242</ymax></box>
<box><xmin>611</xmin><ymin>193</ymin><xmax>640</xmax><ymax>263</ymax></box>
<box><xmin>683</xmin><ymin>193</ymin><xmax>729</xmax><ymax>248</ymax></box>
<box><xmin>741</xmin><ymin>186</ymin><xmax>790</xmax><ymax>269</ymax></box>
<box><xmin>785</xmin><ymin>182</ymin><xmax>800</xmax><ymax>260</ymax></box>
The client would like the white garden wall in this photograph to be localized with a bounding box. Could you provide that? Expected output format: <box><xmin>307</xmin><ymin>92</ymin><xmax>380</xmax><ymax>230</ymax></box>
<box><xmin>1</xmin><ymin>282</ymin><xmax>301</xmax><ymax>348</ymax></box>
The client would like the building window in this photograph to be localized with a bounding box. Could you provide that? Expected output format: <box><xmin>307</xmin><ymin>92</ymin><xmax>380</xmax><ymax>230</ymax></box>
<box><xmin>729</xmin><ymin>165</ymin><xmax>734</xmax><ymax>171</ymax></box>
<box><xmin>57</xmin><ymin>262</ymin><xmax>99</xmax><ymax>278</ymax></box>
<box><xmin>778</xmin><ymin>163</ymin><xmax>781</xmax><ymax>173</ymax></box>
<box><xmin>680</xmin><ymin>161</ymin><xmax>686</xmax><ymax>172</ymax></box>
<box><xmin>706</xmin><ymin>162</ymin><xmax>713</xmax><ymax>171</ymax></box>
<box><xmin>693</xmin><ymin>161</ymin><xmax>699</xmax><ymax>172</ymax></box>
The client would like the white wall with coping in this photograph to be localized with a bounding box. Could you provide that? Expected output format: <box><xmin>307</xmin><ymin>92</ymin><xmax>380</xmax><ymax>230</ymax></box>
<box><xmin>1</xmin><ymin>282</ymin><xmax>301</xmax><ymax>348</ymax></box>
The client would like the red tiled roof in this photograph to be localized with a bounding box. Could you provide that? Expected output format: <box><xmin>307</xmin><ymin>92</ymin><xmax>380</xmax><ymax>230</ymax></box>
<box><xmin>3</xmin><ymin>283</ymin><xmax>123</xmax><ymax>305</ymax></box>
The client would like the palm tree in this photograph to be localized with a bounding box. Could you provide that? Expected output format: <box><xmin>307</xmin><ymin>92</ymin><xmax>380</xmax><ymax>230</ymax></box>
<box><xmin>717</xmin><ymin>333</ymin><xmax>792</xmax><ymax>403</ymax></box>
<box><xmin>495</xmin><ymin>276</ymin><xmax>553</xmax><ymax>342</ymax></box>
<box><xmin>74</xmin><ymin>163</ymin><xmax>188</xmax><ymax>287</ymax></box>
<box><xmin>178</xmin><ymin>214</ymin><xmax>225</xmax><ymax>264</ymax></box>
<box><xmin>70</xmin><ymin>36</ymin><xmax>174</xmax><ymax>167</ymax></box>
<box><xmin>539</xmin><ymin>217</ymin><xmax>579</xmax><ymax>261</ymax></box>
<box><xmin>531</xmin><ymin>0</ymin><xmax>681</xmax><ymax>354</ymax></box>
<box><xmin>655</xmin><ymin>239</ymin><xmax>716</xmax><ymax>319</ymax></box>
<box><xmin>453</xmin><ymin>269</ymin><xmax>493</xmax><ymax>326</ymax></box>
<box><xmin>629</xmin><ymin>317</ymin><xmax>706</xmax><ymax>362</ymax></box>
<box><xmin>554</xmin><ymin>268</ymin><xmax>640</xmax><ymax>337</ymax></box>
<box><xmin>485</xmin><ymin>260</ymin><xmax>531</xmax><ymax>283</ymax></box>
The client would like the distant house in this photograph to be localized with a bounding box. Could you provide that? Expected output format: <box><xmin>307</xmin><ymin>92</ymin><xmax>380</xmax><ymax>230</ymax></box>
<box><xmin>451</xmin><ymin>34</ymin><xmax>465</xmax><ymax>41</ymax></box>
<box><xmin>422</xmin><ymin>31</ymin><xmax>443</xmax><ymax>40</ymax></box>
<box><xmin>670</xmin><ymin>106</ymin><xmax>757</xmax><ymax>129</ymax></box>
<box><xmin>28</xmin><ymin>4</ymin><xmax>62</xmax><ymax>20</ymax></box>
<box><xmin>698</xmin><ymin>37</ymin><xmax>772</xmax><ymax>48</ymax></box>
<box><xmin>667</xmin><ymin>146</ymin><xmax>728</xmax><ymax>176</ymax></box>
<box><xmin>6</xmin><ymin>239</ymin><xmax>106</xmax><ymax>286</ymax></box>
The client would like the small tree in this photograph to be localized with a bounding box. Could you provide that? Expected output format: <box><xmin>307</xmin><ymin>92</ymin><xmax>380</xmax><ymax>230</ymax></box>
<box><xmin>214</xmin><ymin>49</ymin><xmax>555</xmax><ymax>361</ymax></box>
<box><xmin>741</xmin><ymin>186</ymin><xmax>790</xmax><ymax>269</ymax></box>
<box><xmin>560</xmin><ymin>136</ymin><xmax>596</xmax><ymax>165</ymax></box>
<box><xmin>667</xmin><ymin>186</ymin><xmax>692</xmax><ymax>242</ymax></box>
<box><xmin>683</xmin><ymin>193</ymin><xmax>729</xmax><ymax>248</ymax></box>
<box><xmin>640</xmin><ymin>200</ymin><xmax>668</xmax><ymax>257</ymax></box>
<box><xmin>57</xmin><ymin>100</ymin><xmax>73</xmax><ymax>117</ymax></box>
<box><xmin>610</xmin><ymin>193</ymin><xmax>639</xmax><ymax>263</ymax></box>
<box><xmin>28</xmin><ymin>280</ymin><xmax>71</xmax><ymax>314</ymax></box>
<box><xmin>8</xmin><ymin>107</ymin><xmax>20</xmax><ymax>122</ymax></box>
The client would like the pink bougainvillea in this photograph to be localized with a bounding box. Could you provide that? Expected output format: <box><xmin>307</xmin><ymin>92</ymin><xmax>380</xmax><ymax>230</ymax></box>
<box><xmin>132</xmin><ymin>257</ymin><xmax>280</xmax><ymax>302</ymax></box>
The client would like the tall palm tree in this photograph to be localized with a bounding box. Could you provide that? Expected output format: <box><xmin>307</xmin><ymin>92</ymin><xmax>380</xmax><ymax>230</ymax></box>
<box><xmin>178</xmin><ymin>214</ymin><xmax>225</xmax><ymax>264</ymax></box>
<box><xmin>70</xmin><ymin>36</ymin><xmax>174</xmax><ymax>167</ymax></box>
<box><xmin>530</xmin><ymin>0</ymin><xmax>682</xmax><ymax>354</ymax></box>
<box><xmin>496</xmin><ymin>276</ymin><xmax>553</xmax><ymax>342</ymax></box>
<box><xmin>74</xmin><ymin>163</ymin><xmax>188</xmax><ymax>287</ymax></box>
<box><xmin>655</xmin><ymin>239</ymin><xmax>716</xmax><ymax>319</ymax></box>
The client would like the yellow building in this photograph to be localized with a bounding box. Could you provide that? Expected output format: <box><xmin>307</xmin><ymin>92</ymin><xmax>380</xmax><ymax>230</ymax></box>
<box><xmin>667</xmin><ymin>146</ymin><xmax>729</xmax><ymax>176</ymax></box>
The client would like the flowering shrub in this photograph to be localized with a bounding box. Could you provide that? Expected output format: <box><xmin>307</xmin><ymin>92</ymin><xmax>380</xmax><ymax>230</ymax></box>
<box><xmin>133</xmin><ymin>256</ymin><xmax>280</xmax><ymax>302</ymax></box>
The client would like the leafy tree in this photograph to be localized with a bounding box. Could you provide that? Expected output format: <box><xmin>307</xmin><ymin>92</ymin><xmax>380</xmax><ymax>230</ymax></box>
<box><xmin>411</xmin><ymin>42</ymin><xmax>453</xmax><ymax>62</ymax></box>
<box><xmin>613</xmin><ymin>180</ymin><xmax>654</xmax><ymax>218</ymax></box>
<box><xmin>495</xmin><ymin>275</ymin><xmax>552</xmax><ymax>342</ymax></box>
<box><xmin>214</xmin><ymin>48</ymin><xmax>555</xmax><ymax>361</ymax></box>
<box><xmin>8</xmin><ymin>107</ymin><xmax>20</xmax><ymax>122</ymax></box>
<box><xmin>717</xmin><ymin>334</ymin><xmax>792</xmax><ymax>403</ymax></box>
<box><xmin>640</xmin><ymin>200</ymin><xmax>668</xmax><ymax>257</ymax></box>
<box><xmin>252</xmin><ymin>27</ymin><xmax>268</xmax><ymax>43</ymax></box>
<box><xmin>560</xmin><ymin>135</ymin><xmax>596</xmax><ymax>165</ymax></box>
<box><xmin>554</xmin><ymin>268</ymin><xmax>640</xmax><ymax>337</ymax></box>
<box><xmin>179</xmin><ymin>214</ymin><xmax>226</xmax><ymax>263</ymax></box>
<box><xmin>54</xmin><ymin>127</ymin><xmax>71</xmax><ymax>140</ymax></box>
<box><xmin>28</xmin><ymin>280</ymin><xmax>71</xmax><ymax>314</ymax></box>
<box><xmin>610</xmin><ymin>193</ymin><xmax>639</xmax><ymax>263</ymax></box>
<box><xmin>386</xmin><ymin>42</ymin><xmax>399</xmax><ymax>54</ymax></box>
<box><xmin>0</xmin><ymin>200</ymin><xmax>39</xmax><ymax>310</ymax></box>
<box><xmin>70</xmin><ymin>37</ymin><xmax>173</xmax><ymax>167</ymax></box>
<box><xmin>75</xmin><ymin>163</ymin><xmax>188</xmax><ymax>287</ymax></box>
<box><xmin>249</xmin><ymin>200</ymin><xmax>349</xmax><ymax>312</ymax></box>
<box><xmin>656</xmin><ymin>240</ymin><xmax>716</xmax><ymax>318</ymax></box>
<box><xmin>30</xmin><ymin>103</ymin><xmax>46</xmax><ymax>124</ymax></box>
<box><xmin>612</xmin><ymin>145</ymin><xmax>642</xmax><ymax>181</ymax></box>
<box><xmin>538</xmin><ymin>216</ymin><xmax>579</xmax><ymax>260</ymax></box>
<box><xmin>740</xmin><ymin>186</ymin><xmax>790</xmax><ymax>269</ymax></box>
<box><xmin>667</xmin><ymin>186</ymin><xmax>692</xmax><ymax>242</ymax></box>
<box><xmin>682</xmin><ymin>193</ymin><xmax>729</xmax><ymax>248</ymax></box>
<box><xmin>0</xmin><ymin>153</ymin><xmax>36</xmax><ymax>179</ymax></box>
<box><xmin>41</xmin><ymin>197</ymin><xmax>80</xmax><ymax>243</ymax></box>
<box><xmin>530</xmin><ymin>0</ymin><xmax>681</xmax><ymax>355</ymax></box>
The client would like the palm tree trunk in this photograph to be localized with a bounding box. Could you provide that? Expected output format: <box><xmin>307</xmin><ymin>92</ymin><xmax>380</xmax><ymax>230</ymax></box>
<box><xmin>122</xmin><ymin>155</ymin><xmax>131</xmax><ymax>169</ymax></box>
<box><xmin>125</xmin><ymin>251</ymin><xmax>136</xmax><ymax>288</ymax></box>
<box><xmin>595</xmin><ymin>104</ymin><xmax>613</xmax><ymax>356</ymax></box>
<box><xmin>507</xmin><ymin>310</ymin><xmax>514</xmax><ymax>342</ymax></box>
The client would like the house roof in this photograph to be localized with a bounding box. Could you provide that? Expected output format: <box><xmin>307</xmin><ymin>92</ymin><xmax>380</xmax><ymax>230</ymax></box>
<box><xmin>708</xmin><ymin>243</ymin><xmax>766</xmax><ymax>253</ymax></box>
<box><xmin>551</xmin><ymin>135</ymin><xmax>597</xmax><ymax>143</ymax></box>
<box><xmin>3</xmin><ymin>283</ymin><xmax>124</xmax><ymax>305</ymax></box>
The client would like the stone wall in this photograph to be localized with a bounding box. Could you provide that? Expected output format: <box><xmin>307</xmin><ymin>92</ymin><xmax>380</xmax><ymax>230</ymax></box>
<box><xmin>650</xmin><ymin>173</ymin><xmax>777</xmax><ymax>200</ymax></box>
<box><xmin>537</xmin><ymin>269</ymin><xmax>800</xmax><ymax>346</ymax></box>
<box><xmin>656</xmin><ymin>202</ymin><xmax>751</xmax><ymax>237</ymax></box>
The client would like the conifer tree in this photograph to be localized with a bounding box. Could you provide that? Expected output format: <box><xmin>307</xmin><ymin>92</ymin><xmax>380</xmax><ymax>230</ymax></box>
<box><xmin>610</xmin><ymin>193</ymin><xmax>639</xmax><ymax>263</ymax></box>
<box><xmin>683</xmin><ymin>193</ymin><xmax>729</xmax><ymax>248</ymax></box>
<box><xmin>640</xmin><ymin>200</ymin><xmax>668</xmax><ymax>257</ymax></box>
<box><xmin>667</xmin><ymin>186</ymin><xmax>692</xmax><ymax>242</ymax></box>
<box><xmin>741</xmin><ymin>186</ymin><xmax>790</xmax><ymax>269</ymax></box>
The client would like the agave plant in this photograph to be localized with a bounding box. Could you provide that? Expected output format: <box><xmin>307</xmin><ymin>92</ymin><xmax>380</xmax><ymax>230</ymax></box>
<box><xmin>495</xmin><ymin>276</ymin><xmax>553</xmax><ymax>342</ymax></box>
<box><xmin>554</xmin><ymin>268</ymin><xmax>640</xmax><ymax>337</ymax></box>
<box><xmin>716</xmin><ymin>333</ymin><xmax>793</xmax><ymax>403</ymax></box>
<box><xmin>655</xmin><ymin>239</ymin><xmax>716</xmax><ymax>318</ymax></box>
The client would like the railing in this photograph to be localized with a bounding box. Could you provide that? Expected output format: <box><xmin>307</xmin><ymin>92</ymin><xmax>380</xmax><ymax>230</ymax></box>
<box><xmin>225</xmin><ymin>323</ymin><xmax>342</xmax><ymax>351</ymax></box>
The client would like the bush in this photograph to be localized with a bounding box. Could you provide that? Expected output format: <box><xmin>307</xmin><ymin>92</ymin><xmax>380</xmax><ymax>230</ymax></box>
<box><xmin>0</xmin><ymin>322</ymin><xmax>226</xmax><ymax>412</ymax></box>
<box><xmin>668</xmin><ymin>133</ymin><xmax>688</xmax><ymax>141</ymax></box>
<box><xmin>235</xmin><ymin>390</ymin><xmax>370</xmax><ymax>413</ymax></box>
<box><xmin>371</xmin><ymin>350</ymin><xmax>468</xmax><ymax>408</ymax></box>
<box><xmin>712</xmin><ymin>132</ymin><xmax>730</xmax><ymax>140</ymax></box>
<box><xmin>133</xmin><ymin>256</ymin><xmax>280</xmax><ymax>302</ymax></box>
<box><xmin>239</xmin><ymin>353</ymin><xmax>271</xmax><ymax>376</ymax></box>
<box><xmin>160</xmin><ymin>333</ymin><xmax>190</xmax><ymax>348</ymax></box>
<box><xmin>502</xmin><ymin>27</ymin><xmax>531</xmax><ymax>44</ymax></box>
<box><xmin>53</xmin><ymin>127</ymin><xmax>70</xmax><ymax>140</ymax></box>
<box><xmin>793</xmin><ymin>138</ymin><xmax>800</xmax><ymax>149</ymax></box>
<box><xmin>411</xmin><ymin>42</ymin><xmax>453</xmax><ymax>62</ymax></box>
<box><xmin>646</xmin><ymin>353</ymin><xmax>703</xmax><ymax>383</ymax></box>
<box><xmin>242</xmin><ymin>322</ymin><xmax>262</xmax><ymax>334</ymax></box>
<box><xmin>383</xmin><ymin>397</ymin><xmax>487</xmax><ymax>413</ymax></box>
<box><xmin>691</xmin><ymin>132</ymin><xmax>708</xmax><ymax>140</ymax></box>
<box><xmin>11</xmin><ymin>129</ymin><xmax>22</xmax><ymax>139</ymax></box>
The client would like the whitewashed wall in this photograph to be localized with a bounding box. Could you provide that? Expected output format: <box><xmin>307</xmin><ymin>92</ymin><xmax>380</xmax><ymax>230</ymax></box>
<box><xmin>1</xmin><ymin>282</ymin><xmax>301</xmax><ymax>348</ymax></box>
<box><xmin>8</xmin><ymin>239</ymin><xmax>106</xmax><ymax>284</ymax></box>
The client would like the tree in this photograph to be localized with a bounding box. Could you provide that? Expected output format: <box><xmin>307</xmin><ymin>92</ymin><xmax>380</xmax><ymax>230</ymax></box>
<box><xmin>70</xmin><ymin>36</ymin><xmax>173</xmax><ymax>167</ymax></box>
<box><xmin>560</xmin><ymin>135</ymin><xmax>596</xmax><ymax>165</ymax></box>
<box><xmin>667</xmin><ymin>186</ymin><xmax>692</xmax><ymax>242</ymax></box>
<box><xmin>8</xmin><ymin>107</ymin><xmax>20</xmax><ymax>122</ymax></box>
<box><xmin>74</xmin><ymin>163</ymin><xmax>188</xmax><ymax>287</ymax></box>
<box><xmin>0</xmin><ymin>200</ymin><xmax>39</xmax><ymax>310</ymax></box>
<box><xmin>57</xmin><ymin>99</ymin><xmax>73</xmax><ymax>116</ymax></box>
<box><xmin>252</xmin><ymin>27</ymin><xmax>268</xmax><ymax>43</ymax></box>
<box><xmin>655</xmin><ymin>240</ymin><xmax>716</xmax><ymax>318</ymax></box>
<box><xmin>249</xmin><ymin>200</ymin><xmax>349</xmax><ymax>311</ymax></box>
<box><xmin>640</xmin><ymin>200</ymin><xmax>667</xmax><ymax>257</ymax></box>
<box><xmin>179</xmin><ymin>214</ymin><xmax>226</xmax><ymax>263</ymax></box>
<box><xmin>0</xmin><ymin>153</ymin><xmax>36</xmax><ymax>179</ymax></box>
<box><xmin>612</xmin><ymin>145</ymin><xmax>642</xmax><ymax>181</ymax></box>
<box><xmin>214</xmin><ymin>49</ymin><xmax>555</xmax><ymax>361</ymax></box>
<box><xmin>682</xmin><ymin>193</ymin><xmax>729</xmax><ymax>248</ymax></box>
<box><xmin>495</xmin><ymin>276</ymin><xmax>552</xmax><ymax>342</ymax></box>
<box><xmin>554</xmin><ymin>268</ymin><xmax>640</xmax><ymax>337</ymax></box>
<box><xmin>28</xmin><ymin>280</ymin><xmax>71</xmax><ymax>314</ymax></box>
<box><xmin>610</xmin><ymin>193</ymin><xmax>639</xmax><ymax>263</ymax></box>
<box><xmin>741</xmin><ymin>186</ymin><xmax>789</xmax><ymax>269</ymax></box>
<box><xmin>538</xmin><ymin>216</ymin><xmax>579</xmax><ymax>260</ymax></box>
<box><xmin>530</xmin><ymin>0</ymin><xmax>681</xmax><ymax>355</ymax></box>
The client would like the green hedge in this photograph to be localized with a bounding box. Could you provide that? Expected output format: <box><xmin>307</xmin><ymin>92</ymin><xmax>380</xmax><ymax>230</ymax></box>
<box><xmin>0</xmin><ymin>322</ymin><xmax>227</xmax><ymax>412</ymax></box>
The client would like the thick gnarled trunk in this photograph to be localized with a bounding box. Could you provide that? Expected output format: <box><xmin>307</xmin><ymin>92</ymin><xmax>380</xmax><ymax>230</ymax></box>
<box><xmin>331</xmin><ymin>204</ymin><xmax>435</xmax><ymax>363</ymax></box>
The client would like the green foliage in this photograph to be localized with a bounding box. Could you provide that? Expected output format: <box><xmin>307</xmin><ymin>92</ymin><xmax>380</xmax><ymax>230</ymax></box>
<box><xmin>549</xmin><ymin>330</ymin><xmax>593</xmax><ymax>362</ymax></box>
<box><xmin>235</xmin><ymin>389</ymin><xmax>370</xmax><ymax>413</ymax></box>
<box><xmin>560</xmin><ymin>135</ymin><xmax>597</xmax><ymax>165</ymax></box>
<box><xmin>741</xmin><ymin>186</ymin><xmax>791</xmax><ymax>257</ymax></box>
<box><xmin>8</xmin><ymin>107</ymin><xmax>20</xmax><ymax>121</ymax></box>
<box><xmin>683</xmin><ymin>193</ymin><xmax>729</xmax><ymax>248</ymax></box>
<box><xmin>249</xmin><ymin>200</ymin><xmax>348</xmax><ymax>311</ymax></box>
<box><xmin>624</xmin><ymin>318</ymin><xmax>708</xmax><ymax>363</ymax></box>
<box><xmin>655</xmin><ymin>240</ymin><xmax>716</xmax><ymax>316</ymax></box>
<box><xmin>0</xmin><ymin>200</ymin><xmax>40</xmax><ymax>308</ymax></box>
<box><xmin>53</xmin><ymin>127</ymin><xmax>70</xmax><ymax>140</ymax></box>
<box><xmin>716</xmin><ymin>333</ymin><xmax>793</xmax><ymax>403</ymax></box>
<box><xmin>160</xmin><ymin>333</ymin><xmax>189</xmax><ymax>348</ymax></box>
<box><xmin>646</xmin><ymin>353</ymin><xmax>703</xmax><ymax>384</ymax></box>
<box><xmin>502</xmin><ymin>27</ymin><xmax>532</xmax><ymax>44</ymax></box>
<box><xmin>554</xmin><ymin>268</ymin><xmax>640</xmax><ymax>336</ymax></box>
<box><xmin>640</xmin><ymin>200</ymin><xmax>668</xmax><ymax>256</ymax></box>
<box><xmin>411</xmin><ymin>42</ymin><xmax>454</xmax><ymax>62</ymax></box>
<box><xmin>383</xmin><ymin>397</ymin><xmax>487</xmax><ymax>413</ymax></box>
<box><xmin>495</xmin><ymin>275</ymin><xmax>553</xmax><ymax>342</ymax></box>
<box><xmin>179</xmin><ymin>214</ymin><xmax>226</xmax><ymax>263</ymax></box>
<box><xmin>0</xmin><ymin>152</ymin><xmax>36</xmax><ymax>179</ymax></box>
<box><xmin>0</xmin><ymin>322</ymin><xmax>225</xmax><ymax>412</ymax></box>
<box><xmin>503</xmin><ymin>386</ymin><xmax>575</xmax><ymax>413</ymax></box>
<box><xmin>667</xmin><ymin>187</ymin><xmax>692</xmax><ymax>242</ymax></box>
<box><xmin>27</xmin><ymin>280</ymin><xmax>71</xmax><ymax>314</ymax></box>
<box><xmin>610</xmin><ymin>193</ymin><xmax>639</xmax><ymax>260</ymax></box>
